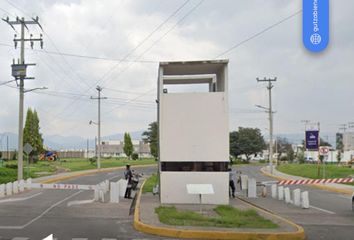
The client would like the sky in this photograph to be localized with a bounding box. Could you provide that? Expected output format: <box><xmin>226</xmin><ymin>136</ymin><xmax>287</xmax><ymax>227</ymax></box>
<box><xmin>0</xmin><ymin>0</ymin><xmax>353</xmax><ymax>142</ymax></box>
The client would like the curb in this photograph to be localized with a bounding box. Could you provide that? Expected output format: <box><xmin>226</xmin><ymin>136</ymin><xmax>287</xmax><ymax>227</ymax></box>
<box><xmin>133</xmin><ymin>180</ymin><xmax>305</xmax><ymax>240</ymax></box>
<box><xmin>260</xmin><ymin>167</ymin><xmax>353</xmax><ymax>196</ymax></box>
<box><xmin>39</xmin><ymin>164</ymin><xmax>157</xmax><ymax>184</ymax></box>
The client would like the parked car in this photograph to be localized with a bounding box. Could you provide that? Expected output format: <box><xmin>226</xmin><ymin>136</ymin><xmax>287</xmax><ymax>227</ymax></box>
<box><xmin>252</xmin><ymin>156</ymin><xmax>265</xmax><ymax>161</ymax></box>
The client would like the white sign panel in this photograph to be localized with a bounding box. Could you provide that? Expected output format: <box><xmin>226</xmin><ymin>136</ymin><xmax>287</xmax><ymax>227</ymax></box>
<box><xmin>186</xmin><ymin>184</ymin><xmax>214</xmax><ymax>195</ymax></box>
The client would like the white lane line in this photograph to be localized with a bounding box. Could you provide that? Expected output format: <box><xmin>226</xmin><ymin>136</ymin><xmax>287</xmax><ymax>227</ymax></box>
<box><xmin>67</xmin><ymin>198</ymin><xmax>95</xmax><ymax>207</ymax></box>
<box><xmin>310</xmin><ymin>205</ymin><xmax>336</xmax><ymax>214</ymax></box>
<box><xmin>11</xmin><ymin>238</ymin><xmax>29</xmax><ymax>240</ymax></box>
<box><xmin>72</xmin><ymin>238</ymin><xmax>88</xmax><ymax>240</ymax></box>
<box><xmin>0</xmin><ymin>192</ymin><xmax>43</xmax><ymax>204</ymax></box>
<box><xmin>0</xmin><ymin>190</ymin><xmax>83</xmax><ymax>229</ymax></box>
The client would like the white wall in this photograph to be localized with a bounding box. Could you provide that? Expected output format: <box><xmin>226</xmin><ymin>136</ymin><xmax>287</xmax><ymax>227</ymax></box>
<box><xmin>160</xmin><ymin>172</ymin><xmax>229</xmax><ymax>204</ymax></box>
<box><xmin>160</xmin><ymin>92</ymin><xmax>229</xmax><ymax>162</ymax></box>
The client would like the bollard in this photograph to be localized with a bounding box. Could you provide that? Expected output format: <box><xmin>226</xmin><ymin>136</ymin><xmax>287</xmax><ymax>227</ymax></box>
<box><xmin>13</xmin><ymin>181</ymin><xmax>19</xmax><ymax>194</ymax></box>
<box><xmin>99</xmin><ymin>189</ymin><xmax>105</xmax><ymax>202</ymax></box>
<box><xmin>110</xmin><ymin>182</ymin><xmax>119</xmax><ymax>203</ymax></box>
<box><xmin>19</xmin><ymin>179</ymin><xmax>25</xmax><ymax>192</ymax></box>
<box><xmin>241</xmin><ymin>175</ymin><xmax>248</xmax><ymax>190</ymax></box>
<box><xmin>6</xmin><ymin>182</ymin><xmax>13</xmax><ymax>196</ymax></box>
<box><xmin>271</xmin><ymin>184</ymin><xmax>277</xmax><ymax>199</ymax></box>
<box><xmin>293</xmin><ymin>189</ymin><xmax>301</xmax><ymax>207</ymax></box>
<box><xmin>26</xmin><ymin>178</ymin><xmax>32</xmax><ymax>190</ymax></box>
<box><xmin>261</xmin><ymin>186</ymin><xmax>267</xmax><ymax>197</ymax></box>
<box><xmin>0</xmin><ymin>184</ymin><xmax>5</xmax><ymax>198</ymax></box>
<box><xmin>104</xmin><ymin>180</ymin><xmax>109</xmax><ymax>194</ymax></box>
<box><xmin>278</xmin><ymin>186</ymin><xmax>284</xmax><ymax>200</ymax></box>
<box><xmin>117</xmin><ymin>179</ymin><xmax>128</xmax><ymax>197</ymax></box>
<box><xmin>301</xmin><ymin>191</ymin><xmax>310</xmax><ymax>209</ymax></box>
<box><xmin>247</xmin><ymin>178</ymin><xmax>257</xmax><ymax>198</ymax></box>
<box><xmin>94</xmin><ymin>188</ymin><xmax>99</xmax><ymax>201</ymax></box>
<box><xmin>284</xmin><ymin>187</ymin><xmax>291</xmax><ymax>204</ymax></box>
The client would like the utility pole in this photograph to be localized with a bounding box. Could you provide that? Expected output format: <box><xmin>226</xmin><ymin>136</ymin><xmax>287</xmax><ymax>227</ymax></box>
<box><xmin>3</xmin><ymin>17</ymin><xmax>43</xmax><ymax>180</ymax></box>
<box><xmin>6</xmin><ymin>135</ymin><xmax>9</xmax><ymax>160</ymax></box>
<box><xmin>86</xmin><ymin>139</ymin><xmax>89</xmax><ymax>159</ymax></box>
<box><xmin>91</xmin><ymin>86</ymin><xmax>107</xmax><ymax>169</ymax></box>
<box><xmin>257</xmin><ymin>77</ymin><xmax>277</xmax><ymax>174</ymax></box>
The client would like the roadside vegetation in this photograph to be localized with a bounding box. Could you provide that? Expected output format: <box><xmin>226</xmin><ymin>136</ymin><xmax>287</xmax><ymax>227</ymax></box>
<box><xmin>0</xmin><ymin>157</ymin><xmax>156</xmax><ymax>184</ymax></box>
<box><xmin>155</xmin><ymin>205</ymin><xmax>278</xmax><ymax>228</ymax></box>
<box><xmin>142</xmin><ymin>174</ymin><xmax>158</xmax><ymax>193</ymax></box>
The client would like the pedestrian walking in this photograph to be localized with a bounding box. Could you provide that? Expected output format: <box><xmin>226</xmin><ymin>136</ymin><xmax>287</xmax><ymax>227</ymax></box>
<box><xmin>229</xmin><ymin>168</ymin><xmax>236</xmax><ymax>198</ymax></box>
<box><xmin>124</xmin><ymin>164</ymin><xmax>133</xmax><ymax>199</ymax></box>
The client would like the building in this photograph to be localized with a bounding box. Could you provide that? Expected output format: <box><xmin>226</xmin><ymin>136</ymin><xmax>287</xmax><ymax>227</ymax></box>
<box><xmin>97</xmin><ymin>140</ymin><xmax>151</xmax><ymax>158</ymax></box>
<box><xmin>158</xmin><ymin>60</ymin><xmax>229</xmax><ymax>205</ymax></box>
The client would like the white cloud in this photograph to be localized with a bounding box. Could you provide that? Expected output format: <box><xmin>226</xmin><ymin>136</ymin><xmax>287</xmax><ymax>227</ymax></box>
<box><xmin>0</xmin><ymin>0</ymin><xmax>353</xmax><ymax>141</ymax></box>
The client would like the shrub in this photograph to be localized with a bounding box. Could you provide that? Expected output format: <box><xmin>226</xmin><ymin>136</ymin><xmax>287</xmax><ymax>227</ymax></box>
<box><xmin>132</xmin><ymin>152</ymin><xmax>139</xmax><ymax>160</ymax></box>
<box><xmin>89</xmin><ymin>157</ymin><xmax>97</xmax><ymax>165</ymax></box>
<box><xmin>5</xmin><ymin>163</ymin><xmax>18</xmax><ymax>169</ymax></box>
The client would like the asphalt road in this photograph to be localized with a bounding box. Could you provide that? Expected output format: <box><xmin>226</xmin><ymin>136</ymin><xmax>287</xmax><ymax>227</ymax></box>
<box><xmin>0</xmin><ymin>166</ymin><xmax>170</xmax><ymax>240</ymax></box>
<box><xmin>235</xmin><ymin>164</ymin><xmax>354</xmax><ymax>240</ymax></box>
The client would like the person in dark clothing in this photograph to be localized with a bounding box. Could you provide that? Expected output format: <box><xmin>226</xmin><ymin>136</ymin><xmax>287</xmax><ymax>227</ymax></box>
<box><xmin>228</xmin><ymin>168</ymin><xmax>236</xmax><ymax>198</ymax></box>
<box><xmin>124</xmin><ymin>164</ymin><xmax>133</xmax><ymax>199</ymax></box>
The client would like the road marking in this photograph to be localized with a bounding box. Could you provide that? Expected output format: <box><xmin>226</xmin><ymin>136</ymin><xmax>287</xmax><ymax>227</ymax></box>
<box><xmin>0</xmin><ymin>192</ymin><xmax>43</xmax><ymax>204</ymax></box>
<box><xmin>67</xmin><ymin>198</ymin><xmax>95</xmax><ymax>207</ymax></box>
<box><xmin>0</xmin><ymin>190</ymin><xmax>83</xmax><ymax>229</ymax></box>
<box><xmin>11</xmin><ymin>238</ymin><xmax>29</xmax><ymax>240</ymax></box>
<box><xmin>309</xmin><ymin>205</ymin><xmax>335</xmax><ymax>214</ymax></box>
<box><xmin>72</xmin><ymin>238</ymin><xmax>88</xmax><ymax>240</ymax></box>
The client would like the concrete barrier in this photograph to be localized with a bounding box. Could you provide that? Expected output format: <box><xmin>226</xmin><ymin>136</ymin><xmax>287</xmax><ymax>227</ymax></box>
<box><xmin>110</xmin><ymin>181</ymin><xmax>119</xmax><ymax>203</ymax></box>
<box><xmin>284</xmin><ymin>187</ymin><xmax>291</xmax><ymax>204</ymax></box>
<box><xmin>301</xmin><ymin>191</ymin><xmax>309</xmax><ymax>209</ymax></box>
<box><xmin>293</xmin><ymin>189</ymin><xmax>301</xmax><ymax>207</ymax></box>
<box><xmin>0</xmin><ymin>184</ymin><xmax>5</xmax><ymax>198</ymax></box>
<box><xmin>247</xmin><ymin>178</ymin><xmax>257</xmax><ymax>198</ymax></box>
<box><xmin>26</xmin><ymin>178</ymin><xmax>32</xmax><ymax>190</ymax></box>
<box><xmin>13</xmin><ymin>181</ymin><xmax>19</xmax><ymax>194</ymax></box>
<box><xmin>278</xmin><ymin>186</ymin><xmax>284</xmax><ymax>200</ymax></box>
<box><xmin>271</xmin><ymin>184</ymin><xmax>277</xmax><ymax>199</ymax></box>
<box><xmin>94</xmin><ymin>188</ymin><xmax>99</xmax><ymax>201</ymax></box>
<box><xmin>19</xmin><ymin>179</ymin><xmax>25</xmax><ymax>192</ymax></box>
<box><xmin>240</xmin><ymin>175</ymin><xmax>248</xmax><ymax>190</ymax></box>
<box><xmin>6</xmin><ymin>182</ymin><xmax>13</xmax><ymax>196</ymax></box>
<box><xmin>117</xmin><ymin>179</ymin><xmax>128</xmax><ymax>197</ymax></box>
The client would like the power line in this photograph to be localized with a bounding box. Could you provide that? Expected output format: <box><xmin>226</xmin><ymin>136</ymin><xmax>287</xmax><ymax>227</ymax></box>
<box><xmin>37</xmin><ymin>0</ymin><xmax>193</xmax><ymax>125</ymax></box>
<box><xmin>215</xmin><ymin>10</ymin><xmax>302</xmax><ymax>58</ymax></box>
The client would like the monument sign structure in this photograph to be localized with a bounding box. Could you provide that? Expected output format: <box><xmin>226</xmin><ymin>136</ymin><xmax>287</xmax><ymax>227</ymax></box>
<box><xmin>158</xmin><ymin>60</ymin><xmax>229</xmax><ymax>204</ymax></box>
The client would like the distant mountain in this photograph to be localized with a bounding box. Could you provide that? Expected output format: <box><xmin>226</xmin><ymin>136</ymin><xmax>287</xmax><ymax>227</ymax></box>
<box><xmin>0</xmin><ymin>130</ymin><xmax>145</xmax><ymax>151</ymax></box>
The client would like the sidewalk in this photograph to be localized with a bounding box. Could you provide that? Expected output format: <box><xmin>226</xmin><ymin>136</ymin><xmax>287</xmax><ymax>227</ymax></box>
<box><xmin>134</xmin><ymin>191</ymin><xmax>305</xmax><ymax>239</ymax></box>
<box><xmin>262</xmin><ymin>166</ymin><xmax>354</xmax><ymax>195</ymax></box>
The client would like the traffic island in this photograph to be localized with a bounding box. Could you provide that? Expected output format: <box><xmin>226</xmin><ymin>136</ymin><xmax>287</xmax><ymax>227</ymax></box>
<box><xmin>134</xmin><ymin>183</ymin><xmax>305</xmax><ymax>240</ymax></box>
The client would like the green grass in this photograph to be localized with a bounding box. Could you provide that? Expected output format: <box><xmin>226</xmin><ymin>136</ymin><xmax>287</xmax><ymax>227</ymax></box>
<box><xmin>277</xmin><ymin>164</ymin><xmax>354</xmax><ymax>185</ymax></box>
<box><xmin>0</xmin><ymin>158</ymin><xmax>157</xmax><ymax>184</ymax></box>
<box><xmin>142</xmin><ymin>174</ymin><xmax>158</xmax><ymax>193</ymax></box>
<box><xmin>0</xmin><ymin>167</ymin><xmax>18</xmax><ymax>184</ymax></box>
<box><xmin>155</xmin><ymin>205</ymin><xmax>278</xmax><ymax>228</ymax></box>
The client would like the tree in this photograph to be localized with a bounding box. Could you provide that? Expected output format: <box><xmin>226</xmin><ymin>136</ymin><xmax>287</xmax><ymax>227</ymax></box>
<box><xmin>123</xmin><ymin>132</ymin><xmax>133</xmax><ymax>159</ymax></box>
<box><xmin>23</xmin><ymin>108</ymin><xmax>44</xmax><ymax>163</ymax></box>
<box><xmin>231</xmin><ymin>127</ymin><xmax>266</xmax><ymax>161</ymax></box>
<box><xmin>229</xmin><ymin>131</ymin><xmax>241</xmax><ymax>158</ymax></box>
<box><xmin>142</xmin><ymin>122</ymin><xmax>158</xmax><ymax>159</ymax></box>
<box><xmin>274</xmin><ymin>137</ymin><xmax>293</xmax><ymax>161</ymax></box>
<box><xmin>320</xmin><ymin>138</ymin><xmax>331</xmax><ymax>147</ymax></box>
